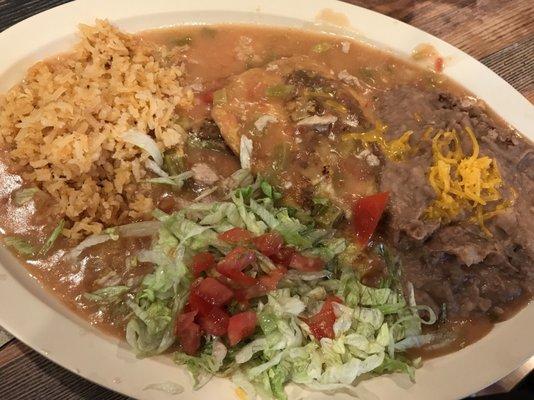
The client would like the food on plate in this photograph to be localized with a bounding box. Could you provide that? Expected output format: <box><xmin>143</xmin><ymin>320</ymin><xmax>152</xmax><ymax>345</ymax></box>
<box><xmin>0</xmin><ymin>20</ymin><xmax>532</xmax><ymax>398</ymax></box>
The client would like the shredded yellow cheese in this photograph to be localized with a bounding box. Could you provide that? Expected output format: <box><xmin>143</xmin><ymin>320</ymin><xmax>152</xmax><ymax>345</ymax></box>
<box><xmin>421</xmin><ymin>127</ymin><xmax>433</xmax><ymax>141</ymax></box>
<box><xmin>388</xmin><ymin>130</ymin><xmax>413</xmax><ymax>160</ymax></box>
<box><xmin>425</xmin><ymin>126</ymin><xmax>509</xmax><ymax>235</ymax></box>
<box><xmin>342</xmin><ymin>122</ymin><xmax>413</xmax><ymax>161</ymax></box>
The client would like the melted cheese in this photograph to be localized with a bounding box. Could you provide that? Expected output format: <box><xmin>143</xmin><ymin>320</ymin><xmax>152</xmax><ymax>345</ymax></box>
<box><xmin>342</xmin><ymin>122</ymin><xmax>413</xmax><ymax>161</ymax></box>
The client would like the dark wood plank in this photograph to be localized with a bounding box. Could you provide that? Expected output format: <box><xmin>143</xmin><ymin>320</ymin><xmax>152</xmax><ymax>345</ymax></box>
<box><xmin>0</xmin><ymin>340</ymin><xmax>31</xmax><ymax>367</ymax></box>
<box><xmin>349</xmin><ymin>0</ymin><xmax>534</xmax><ymax>103</ymax></box>
<box><xmin>0</xmin><ymin>0</ymin><xmax>72</xmax><ymax>33</ymax></box>
<box><xmin>480</xmin><ymin>36</ymin><xmax>534</xmax><ymax>102</ymax></box>
<box><xmin>350</xmin><ymin>0</ymin><xmax>534</xmax><ymax>58</ymax></box>
<box><xmin>0</xmin><ymin>341</ymin><xmax>129</xmax><ymax>400</ymax></box>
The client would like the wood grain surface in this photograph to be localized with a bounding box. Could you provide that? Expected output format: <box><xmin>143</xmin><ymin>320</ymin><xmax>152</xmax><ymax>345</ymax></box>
<box><xmin>0</xmin><ymin>1</ymin><xmax>532</xmax><ymax>399</ymax></box>
<box><xmin>351</xmin><ymin>0</ymin><xmax>534</xmax><ymax>101</ymax></box>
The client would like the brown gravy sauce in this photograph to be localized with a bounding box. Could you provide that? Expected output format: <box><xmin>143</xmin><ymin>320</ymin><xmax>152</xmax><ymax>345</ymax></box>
<box><xmin>412</xmin><ymin>291</ymin><xmax>531</xmax><ymax>359</ymax></box>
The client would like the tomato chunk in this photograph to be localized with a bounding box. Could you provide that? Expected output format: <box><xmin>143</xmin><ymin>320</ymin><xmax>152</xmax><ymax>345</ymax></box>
<box><xmin>216</xmin><ymin>247</ymin><xmax>257</xmax><ymax>285</ymax></box>
<box><xmin>270</xmin><ymin>246</ymin><xmax>296</xmax><ymax>267</ymax></box>
<box><xmin>235</xmin><ymin>267</ymin><xmax>287</xmax><ymax>301</ymax></box>
<box><xmin>234</xmin><ymin>288</ymin><xmax>253</xmax><ymax>304</ymax></box>
<box><xmin>224</xmin><ymin>270</ymin><xmax>257</xmax><ymax>286</ymax></box>
<box><xmin>175</xmin><ymin>311</ymin><xmax>201</xmax><ymax>355</ymax></box>
<box><xmin>289</xmin><ymin>252</ymin><xmax>325</xmax><ymax>272</ymax></box>
<box><xmin>215</xmin><ymin>274</ymin><xmax>244</xmax><ymax>291</ymax></box>
<box><xmin>197</xmin><ymin>277</ymin><xmax>234</xmax><ymax>307</ymax></box>
<box><xmin>191</xmin><ymin>252</ymin><xmax>215</xmax><ymax>278</ymax></box>
<box><xmin>258</xmin><ymin>267</ymin><xmax>287</xmax><ymax>291</ymax></box>
<box><xmin>198</xmin><ymin>90</ymin><xmax>214</xmax><ymax>104</ymax></box>
<box><xmin>198</xmin><ymin>306</ymin><xmax>230</xmax><ymax>336</ymax></box>
<box><xmin>227</xmin><ymin>311</ymin><xmax>257</xmax><ymax>346</ymax></box>
<box><xmin>252</xmin><ymin>232</ymin><xmax>284</xmax><ymax>256</ymax></box>
<box><xmin>188</xmin><ymin>291</ymin><xmax>213</xmax><ymax>316</ymax></box>
<box><xmin>435</xmin><ymin>57</ymin><xmax>444</xmax><ymax>73</ymax></box>
<box><xmin>219</xmin><ymin>227</ymin><xmax>254</xmax><ymax>244</ymax></box>
<box><xmin>217</xmin><ymin>247</ymin><xmax>256</xmax><ymax>271</ymax></box>
<box><xmin>352</xmin><ymin>192</ymin><xmax>389</xmax><ymax>247</ymax></box>
<box><xmin>305</xmin><ymin>296</ymin><xmax>343</xmax><ymax>341</ymax></box>
<box><xmin>188</xmin><ymin>283</ymin><xmax>230</xmax><ymax>337</ymax></box>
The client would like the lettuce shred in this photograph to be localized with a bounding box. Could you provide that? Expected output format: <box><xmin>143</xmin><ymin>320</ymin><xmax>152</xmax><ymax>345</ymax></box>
<box><xmin>87</xmin><ymin>176</ymin><xmax>437</xmax><ymax>399</ymax></box>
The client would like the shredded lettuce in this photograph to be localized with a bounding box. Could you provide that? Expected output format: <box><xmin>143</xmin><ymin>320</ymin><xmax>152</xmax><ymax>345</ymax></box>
<box><xmin>195</xmin><ymin>168</ymin><xmax>254</xmax><ymax>202</ymax></box>
<box><xmin>84</xmin><ymin>285</ymin><xmax>129</xmax><ymax>304</ymax></box>
<box><xmin>146</xmin><ymin>171</ymin><xmax>193</xmax><ymax>188</ymax></box>
<box><xmin>223</xmin><ymin>169</ymin><xmax>254</xmax><ymax>193</ymax></box>
<box><xmin>178</xmin><ymin>266</ymin><xmax>432</xmax><ymax>400</ymax></box>
<box><xmin>226</xmin><ymin>271</ymin><xmax>429</xmax><ymax>399</ymax></box>
<box><xmin>303</xmin><ymin>237</ymin><xmax>346</xmax><ymax>262</ymax></box>
<box><xmin>4</xmin><ymin>220</ymin><xmax>66</xmax><ymax>257</ymax></box>
<box><xmin>3</xmin><ymin>236</ymin><xmax>35</xmax><ymax>256</ymax></box>
<box><xmin>143</xmin><ymin>381</ymin><xmax>184</xmax><ymax>395</ymax></box>
<box><xmin>67</xmin><ymin>220</ymin><xmax>161</xmax><ymax>260</ymax></box>
<box><xmin>175</xmin><ymin>339</ymin><xmax>227</xmax><ymax>388</ymax></box>
<box><xmin>145</xmin><ymin>159</ymin><xmax>169</xmax><ymax>178</ymax></box>
<box><xmin>39</xmin><ymin>219</ymin><xmax>65</xmax><ymax>255</ymax></box>
<box><xmin>118</xmin><ymin>176</ymin><xmax>344</xmax><ymax>359</ymax></box>
<box><xmin>260</xmin><ymin>180</ymin><xmax>282</xmax><ymax>201</ymax></box>
<box><xmin>84</xmin><ymin>175</ymin><xmax>436</xmax><ymax>399</ymax></box>
<box><xmin>125</xmin><ymin>234</ymin><xmax>191</xmax><ymax>356</ymax></box>
<box><xmin>13</xmin><ymin>187</ymin><xmax>39</xmax><ymax>206</ymax></box>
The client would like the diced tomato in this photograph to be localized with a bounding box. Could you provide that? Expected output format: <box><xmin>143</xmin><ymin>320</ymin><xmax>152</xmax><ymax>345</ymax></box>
<box><xmin>435</xmin><ymin>57</ymin><xmax>444</xmax><ymax>73</ymax></box>
<box><xmin>215</xmin><ymin>274</ymin><xmax>242</xmax><ymax>290</ymax></box>
<box><xmin>196</xmin><ymin>277</ymin><xmax>234</xmax><ymax>307</ymax></box>
<box><xmin>216</xmin><ymin>273</ymin><xmax>255</xmax><ymax>292</ymax></box>
<box><xmin>188</xmin><ymin>291</ymin><xmax>213</xmax><ymax>315</ymax></box>
<box><xmin>175</xmin><ymin>310</ymin><xmax>202</xmax><ymax>355</ymax></box>
<box><xmin>289</xmin><ymin>252</ymin><xmax>325</xmax><ymax>272</ymax></box>
<box><xmin>175</xmin><ymin>310</ymin><xmax>196</xmax><ymax>336</ymax></box>
<box><xmin>304</xmin><ymin>296</ymin><xmax>343</xmax><ymax>341</ymax></box>
<box><xmin>352</xmin><ymin>192</ymin><xmax>389</xmax><ymax>247</ymax></box>
<box><xmin>252</xmin><ymin>232</ymin><xmax>284</xmax><ymax>256</ymax></box>
<box><xmin>218</xmin><ymin>227</ymin><xmax>254</xmax><ymax>244</ymax></box>
<box><xmin>198</xmin><ymin>306</ymin><xmax>229</xmax><ymax>336</ymax></box>
<box><xmin>258</xmin><ymin>267</ymin><xmax>287</xmax><ymax>291</ymax></box>
<box><xmin>198</xmin><ymin>90</ymin><xmax>214</xmax><ymax>104</ymax></box>
<box><xmin>216</xmin><ymin>247</ymin><xmax>257</xmax><ymax>285</ymax></box>
<box><xmin>190</xmin><ymin>252</ymin><xmax>215</xmax><ymax>278</ymax></box>
<box><xmin>188</xmin><ymin>282</ymin><xmax>230</xmax><ymax>337</ymax></box>
<box><xmin>235</xmin><ymin>267</ymin><xmax>287</xmax><ymax>302</ymax></box>
<box><xmin>233</xmin><ymin>288</ymin><xmax>255</xmax><ymax>311</ymax></box>
<box><xmin>217</xmin><ymin>247</ymin><xmax>257</xmax><ymax>271</ymax></box>
<box><xmin>224</xmin><ymin>270</ymin><xmax>258</xmax><ymax>286</ymax></box>
<box><xmin>234</xmin><ymin>285</ymin><xmax>263</xmax><ymax>304</ymax></box>
<box><xmin>269</xmin><ymin>246</ymin><xmax>296</xmax><ymax>267</ymax></box>
<box><xmin>227</xmin><ymin>311</ymin><xmax>257</xmax><ymax>346</ymax></box>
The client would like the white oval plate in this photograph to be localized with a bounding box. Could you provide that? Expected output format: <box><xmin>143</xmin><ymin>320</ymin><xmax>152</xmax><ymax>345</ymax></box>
<box><xmin>0</xmin><ymin>1</ymin><xmax>532</xmax><ymax>399</ymax></box>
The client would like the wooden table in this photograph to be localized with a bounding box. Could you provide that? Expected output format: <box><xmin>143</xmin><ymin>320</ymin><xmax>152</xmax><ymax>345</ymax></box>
<box><xmin>0</xmin><ymin>0</ymin><xmax>532</xmax><ymax>399</ymax></box>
